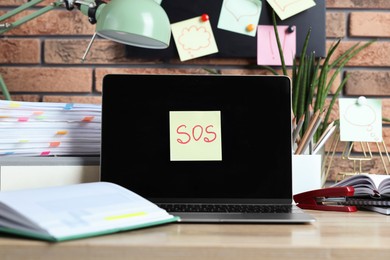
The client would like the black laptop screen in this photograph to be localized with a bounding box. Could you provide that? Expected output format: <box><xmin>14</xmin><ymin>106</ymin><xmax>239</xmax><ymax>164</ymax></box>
<box><xmin>100</xmin><ymin>74</ymin><xmax>293</xmax><ymax>203</ymax></box>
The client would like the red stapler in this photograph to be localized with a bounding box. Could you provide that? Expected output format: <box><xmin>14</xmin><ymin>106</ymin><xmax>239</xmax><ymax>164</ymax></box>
<box><xmin>293</xmin><ymin>186</ymin><xmax>357</xmax><ymax>212</ymax></box>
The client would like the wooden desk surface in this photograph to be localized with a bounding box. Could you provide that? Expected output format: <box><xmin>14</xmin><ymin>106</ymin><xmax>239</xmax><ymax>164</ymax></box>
<box><xmin>1</xmin><ymin>210</ymin><xmax>390</xmax><ymax>260</ymax></box>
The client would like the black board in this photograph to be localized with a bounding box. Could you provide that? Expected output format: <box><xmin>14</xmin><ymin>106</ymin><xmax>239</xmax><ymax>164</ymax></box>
<box><xmin>125</xmin><ymin>0</ymin><xmax>326</xmax><ymax>60</ymax></box>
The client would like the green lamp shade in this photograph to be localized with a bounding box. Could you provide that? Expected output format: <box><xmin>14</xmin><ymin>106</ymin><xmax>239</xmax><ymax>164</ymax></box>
<box><xmin>96</xmin><ymin>0</ymin><xmax>171</xmax><ymax>49</ymax></box>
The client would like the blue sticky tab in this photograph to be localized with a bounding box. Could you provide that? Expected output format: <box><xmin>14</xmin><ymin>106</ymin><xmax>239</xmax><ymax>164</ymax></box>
<box><xmin>64</xmin><ymin>103</ymin><xmax>74</xmax><ymax>110</ymax></box>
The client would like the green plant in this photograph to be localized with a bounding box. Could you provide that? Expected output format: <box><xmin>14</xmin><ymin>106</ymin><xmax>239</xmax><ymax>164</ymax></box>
<box><xmin>0</xmin><ymin>75</ymin><xmax>11</xmax><ymax>100</ymax></box>
<box><xmin>262</xmin><ymin>11</ymin><xmax>375</xmax><ymax>142</ymax></box>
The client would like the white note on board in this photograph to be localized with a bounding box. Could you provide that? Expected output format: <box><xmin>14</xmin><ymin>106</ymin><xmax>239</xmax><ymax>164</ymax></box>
<box><xmin>339</xmin><ymin>97</ymin><xmax>382</xmax><ymax>142</ymax></box>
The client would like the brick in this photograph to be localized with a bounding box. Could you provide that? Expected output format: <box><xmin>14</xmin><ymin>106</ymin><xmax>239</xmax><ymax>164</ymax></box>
<box><xmin>1</xmin><ymin>0</ymin><xmax>50</xmax><ymax>6</ymax></box>
<box><xmin>322</xmin><ymin>132</ymin><xmax>390</xmax><ymax>176</ymax></box>
<box><xmin>1</xmin><ymin>10</ymin><xmax>94</xmax><ymax>36</ymax></box>
<box><xmin>0</xmin><ymin>67</ymin><xmax>93</xmax><ymax>92</ymax></box>
<box><xmin>0</xmin><ymin>38</ymin><xmax>40</xmax><ymax>63</ymax></box>
<box><xmin>326</xmin><ymin>156</ymin><xmax>388</xmax><ymax>181</ymax></box>
<box><xmin>326</xmin><ymin>0</ymin><xmax>390</xmax><ymax>9</ymax></box>
<box><xmin>383</xmin><ymin>100</ymin><xmax>390</xmax><ymax>120</ymax></box>
<box><xmin>327</xmin><ymin>40</ymin><xmax>390</xmax><ymax>67</ymax></box>
<box><xmin>326</xmin><ymin>12</ymin><xmax>346</xmax><ymax>38</ymax></box>
<box><xmin>345</xmin><ymin>70</ymin><xmax>390</xmax><ymax>96</ymax></box>
<box><xmin>43</xmin><ymin>96</ymin><xmax>102</xmax><ymax>104</ymax></box>
<box><xmin>0</xmin><ymin>95</ymin><xmax>40</xmax><ymax>102</ymax></box>
<box><xmin>383</xmin><ymin>128</ymin><xmax>390</xmax><ymax>148</ymax></box>
<box><xmin>350</xmin><ymin>12</ymin><xmax>390</xmax><ymax>37</ymax></box>
<box><xmin>45</xmin><ymin>39</ymin><xmax>135</xmax><ymax>64</ymax></box>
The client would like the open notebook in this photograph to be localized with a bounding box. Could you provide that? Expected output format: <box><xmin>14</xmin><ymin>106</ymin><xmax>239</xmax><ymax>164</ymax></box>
<box><xmin>100</xmin><ymin>74</ymin><xmax>315</xmax><ymax>223</ymax></box>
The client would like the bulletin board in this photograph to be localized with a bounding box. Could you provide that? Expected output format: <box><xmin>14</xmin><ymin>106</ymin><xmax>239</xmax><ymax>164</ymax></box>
<box><xmin>125</xmin><ymin>0</ymin><xmax>326</xmax><ymax>60</ymax></box>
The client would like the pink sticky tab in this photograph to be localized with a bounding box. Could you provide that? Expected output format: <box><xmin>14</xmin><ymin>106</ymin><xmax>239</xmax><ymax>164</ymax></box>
<box><xmin>18</xmin><ymin>117</ymin><xmax>29</xmax><ymax>122</ymax></box>
<box><xmin>40</xmin><ymin>151</ymin><xmax>50</xmax><ymax>156</ymax></box>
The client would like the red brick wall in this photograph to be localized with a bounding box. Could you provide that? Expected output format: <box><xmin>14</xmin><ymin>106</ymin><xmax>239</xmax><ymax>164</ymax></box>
<box><xmin>1</xmin><ymin>0</ymin><xmax>390</xmax><ymax>177</ymax></box>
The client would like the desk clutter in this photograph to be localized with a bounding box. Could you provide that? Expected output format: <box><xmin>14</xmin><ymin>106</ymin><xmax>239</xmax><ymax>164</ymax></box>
<box><xmin>0</xmin><ymin>100</ymin><xmax>101</xmax><ymax>157</ymax></box>
<box><xmin>294</xmin><ymin>173</ymin><xmax>390</xmax><ymax>215</ymax></box>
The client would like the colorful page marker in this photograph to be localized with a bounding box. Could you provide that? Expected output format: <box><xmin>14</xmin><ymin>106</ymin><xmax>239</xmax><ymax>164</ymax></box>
<box><xmin>64</xmin><ymin>103</ymin><xmax>74</xmax><ymax>110</ymax></box>
<box><xmin>257</xmin><ymin>25</ymin><xmax>296</xmax><ymax>66</ymax></box>
<box><xmin>0</xmin><ymin>100</ymin><xmax>101</xmax><ymax>157</ymax></box>
<box><xmin>82</xmin><ymin>116</ymin><xmax>95</xmax><ymax>122</ymax></box>
<box><xmin>171</xmin><ymin>16</ymin><xmax>219</xmax><ymax>61</ymax></box>
<box><xmin>56</xmin><ymin>130</ymin><xmax>68</xmax><ymax>135</ymax></box>
<box><xmin>217</xmin><ymin>0</ymin><xmax>262</xmax><ymax>37</ymax></box>
<box><xmin>40</xmin><ymin>151</ymin><xmax>51</xmax><ymax>156</ymax></box>
<box><xmin>49</xmin><ymin>141</ymin><xmax>61</xmax><ymax>147</ymax></box>
<box><xmin>18</xmin><ymin>117</ymin><xmax>29</xmax><ymax>122</ymax></box>
<box><xmin>266</xmin><ymin>0</ymin><xmax>316</xmax><ymax>20</ymax></box>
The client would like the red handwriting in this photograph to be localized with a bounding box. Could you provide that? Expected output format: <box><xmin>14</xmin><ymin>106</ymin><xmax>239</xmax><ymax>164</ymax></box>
<box><xmin>176</xmin><ymin>124</ymin><xmax>217</xmax><ymax>144</ymax></box>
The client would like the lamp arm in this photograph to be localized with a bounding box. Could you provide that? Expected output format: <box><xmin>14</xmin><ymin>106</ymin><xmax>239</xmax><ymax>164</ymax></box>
<box><xmin>0</xmin><ymin>0</ymin><xmax>64</xmax><ymax>35</ymax></box>
<box><xmin>0</xmin><ymin>0</ymin><xmax>104</xmax><ymax>100</ymax></box>
<box><xmin>0</xmin><ymin>0</ymin><xmax>45</xmax><ymax>21</ymax></box>
<box><xmin>0</xmin><ymin>0</ymin><xmax>104</xmax><ymax>35</ymax></box>
<box><xmin>74</xmin><ymin>0</ymin><xmax>106</xmax><ymax>24</ymax></box>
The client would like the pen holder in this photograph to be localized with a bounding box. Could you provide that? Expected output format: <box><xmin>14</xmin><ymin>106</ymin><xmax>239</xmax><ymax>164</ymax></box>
<box><xmin>292</xmin><ymin>154</ymin><xmax>323</xmax><ymax>195</ymax></box>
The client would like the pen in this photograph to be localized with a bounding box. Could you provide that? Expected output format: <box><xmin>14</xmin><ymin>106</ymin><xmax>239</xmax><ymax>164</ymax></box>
<box><xmin>294</xmin><ymin>109</ymin><xmax>319</xmax><ymax>154</ymax></box>
<box><xmin>292</xmin><ymin>114</ymin><xmax>305</xmax><ymax>144</ymax></box>
<box><xmin>295</xmin><ymin>109</ymin><xmax>324</xmax><ymax>155</ymax></box>
<box><xmin>312</xmin><ymin>121</ymin><xmax>337</xmax><ymax>154</ymax></box>
<box><xmin>308</xmin><ymin>110</ymin><xmax>326</xmax><ymax>154</ymax></box>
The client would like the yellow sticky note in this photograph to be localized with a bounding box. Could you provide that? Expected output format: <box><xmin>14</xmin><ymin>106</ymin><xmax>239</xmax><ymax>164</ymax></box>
<box><xmin>169</xmin><ymin>111</ymin><xmax>222</xmax><ymax>161</ymax></box>
<box><xmin>171</xmin><ymin>16</ymin><xmax>219</xmax><ymax>61</ymax></box>
<box><xmin>266</xmin><ymin>0</ymin><xmax>316</xmax><ymax>20</ymax></box>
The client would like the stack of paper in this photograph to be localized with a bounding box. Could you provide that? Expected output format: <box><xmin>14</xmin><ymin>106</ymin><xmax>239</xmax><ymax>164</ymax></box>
<box><xmin>0</xmin><ymin>100</ymin><xmax>101</xmax><ymax>157</ymax></box>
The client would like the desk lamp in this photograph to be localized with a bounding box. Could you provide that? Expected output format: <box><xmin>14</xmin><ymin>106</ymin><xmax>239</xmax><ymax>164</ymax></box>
<box><xmin>0</xmin><ymin>0</ymin><xmax>172</xmax><ymax>100</ymax></box>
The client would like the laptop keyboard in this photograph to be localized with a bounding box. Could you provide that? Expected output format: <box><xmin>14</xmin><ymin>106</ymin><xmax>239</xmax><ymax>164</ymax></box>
<box><xmin>157</xmin><ymin>204</ymin><xmax>292</xmax><ymax>213</ymax></box>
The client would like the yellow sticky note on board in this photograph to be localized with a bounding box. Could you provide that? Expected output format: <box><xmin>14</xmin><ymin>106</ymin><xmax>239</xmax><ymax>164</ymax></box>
<box><xmin>266</xmin><ymin>0</ymin><xmax>316</xmax><ymax>20</ymax></box>
<box><xmin>171</xmin><ymin>16</ymin><xmax>219</xmax><ymax>61</ymax></box>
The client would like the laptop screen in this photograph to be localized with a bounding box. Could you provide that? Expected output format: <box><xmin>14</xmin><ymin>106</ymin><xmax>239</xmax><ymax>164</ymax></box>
<box><xmin>101</xmin><ymin>74</ymin><xmax>293</xmax><ymax>204</ymax></box>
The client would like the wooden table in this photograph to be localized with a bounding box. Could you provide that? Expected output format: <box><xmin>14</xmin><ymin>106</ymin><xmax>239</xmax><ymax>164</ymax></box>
<box><xmin>1</xmin><ymin>210</ymin><xmax>390</xmax><ymax>260</ymax></box>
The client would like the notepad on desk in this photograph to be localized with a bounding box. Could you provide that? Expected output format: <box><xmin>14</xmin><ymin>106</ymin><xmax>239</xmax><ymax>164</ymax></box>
<box><xmin>0</xmin><ymin>182</ymin><xmax>179</xmax><ymax>242</ymax></box>
<box><xmin>331</xmin><ymin>173</ymin><xmax>390</xmax><ymax>199</ymax></box>
<box><xmin>329</xmin><ymin>174</ymin><xmax>390</xmax><ymax>214</ymax></box>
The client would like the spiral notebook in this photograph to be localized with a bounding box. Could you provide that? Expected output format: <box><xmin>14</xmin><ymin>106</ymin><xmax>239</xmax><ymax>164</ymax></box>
<box><xmin>100</xmin><ymin>74</ymin><xmax>316</xmax><ymax>223</ymax></box>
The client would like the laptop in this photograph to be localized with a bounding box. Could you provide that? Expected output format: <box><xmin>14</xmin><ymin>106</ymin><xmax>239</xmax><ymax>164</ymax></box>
<box><xmin>100</xmin><ymin>74</ymin><xmax>316</xmax><ymax>223</ymax></box>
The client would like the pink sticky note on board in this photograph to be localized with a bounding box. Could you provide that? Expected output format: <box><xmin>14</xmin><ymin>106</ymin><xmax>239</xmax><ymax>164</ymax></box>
<box><xmin>257</xmin><ymin>25</ymin><xmax>296</xmax><ymax>66</ymax></box>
